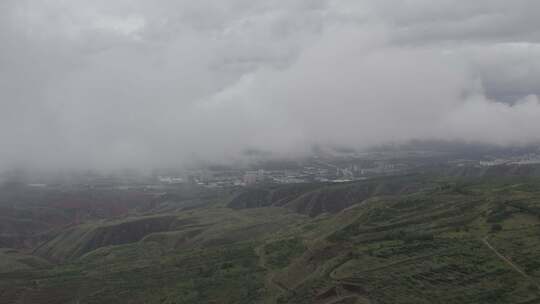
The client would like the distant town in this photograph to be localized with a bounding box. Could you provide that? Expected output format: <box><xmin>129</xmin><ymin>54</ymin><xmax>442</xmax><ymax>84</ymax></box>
<box><xmin>4</xmin><ymin>147</ymin><xmax>540</xmax><ymax>191</ymax></box>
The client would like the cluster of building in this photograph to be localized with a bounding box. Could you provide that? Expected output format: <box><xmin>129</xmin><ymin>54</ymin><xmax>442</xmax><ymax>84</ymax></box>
<box><xmin>477</xmin><ymin>153</ymin><xmax>540</xmax><ymax>167</ymax></box>
<box><xmin>153</xmin><ymin>159</ymin><xmax>413</xmax><ymax>189</ymax></box>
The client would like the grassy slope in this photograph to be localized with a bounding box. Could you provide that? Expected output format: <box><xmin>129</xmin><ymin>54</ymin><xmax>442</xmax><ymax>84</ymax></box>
<box><xmin>0</xmin><ymin>207</ymin><xmax>304</xmax><ymax>304</ymax></box>
<box><xmin>267</xmin><ymin>179</ymin><xmax>540</xmax><ymax>304</ymax></box>
<box><xmin>3</xmin><ymin>177</ymin><xmax>540</xmax><ymax>303</ymax></box>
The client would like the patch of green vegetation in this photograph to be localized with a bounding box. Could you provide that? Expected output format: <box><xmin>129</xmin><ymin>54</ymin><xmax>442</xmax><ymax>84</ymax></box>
<box><xmin>0</xmin><ymin>248</ymin><xmax>52</xmax><ymax>273</ymax></box>
<box><xmin>263</xmin><ymin>237</ymin><xmax>306</xmax><ymax>269</ymax></box>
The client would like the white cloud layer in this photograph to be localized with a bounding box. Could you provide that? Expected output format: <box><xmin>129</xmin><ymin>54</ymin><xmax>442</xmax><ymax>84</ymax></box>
<box><xmin>1</xmin><ymin>0</ymin><xmax>540</xmax><ymax>170</ymax></box>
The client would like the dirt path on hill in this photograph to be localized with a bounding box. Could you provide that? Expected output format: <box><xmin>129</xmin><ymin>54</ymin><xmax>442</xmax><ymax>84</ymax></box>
<box><xmin>255</xmin><ymin>244</ymin><xmax>291</xmax><ymax>295</ymax></box>
<box><xmin>482</xmin><ymin>236</ymin><xmax>539</xmax><ymax>287</ymax></box>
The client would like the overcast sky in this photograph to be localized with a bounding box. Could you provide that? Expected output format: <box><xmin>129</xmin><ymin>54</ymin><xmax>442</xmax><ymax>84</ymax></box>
<box><xmin>2</xmin><ymin>0</ymin><xmax>540</xmax><ymax>170</ymax></box>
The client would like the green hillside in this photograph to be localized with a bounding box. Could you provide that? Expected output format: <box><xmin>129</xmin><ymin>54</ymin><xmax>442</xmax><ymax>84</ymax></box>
<box><xmin>2</xmin><ymin>175</ymin><xmax>540</xmax><ymax>303</ymax></box>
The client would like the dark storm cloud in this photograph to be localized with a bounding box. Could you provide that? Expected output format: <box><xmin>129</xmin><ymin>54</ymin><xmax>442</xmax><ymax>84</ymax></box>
<box><xmin>1</xmin><ymin>0</ymin><xmax>540</xmax><ymax>170</ymax></box>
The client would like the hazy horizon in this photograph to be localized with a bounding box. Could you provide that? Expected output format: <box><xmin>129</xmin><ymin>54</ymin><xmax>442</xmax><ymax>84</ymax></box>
<box><xmin>2</xmin><ymin>0</ymin><xmax>540</xmax><ymax>171</ymax></box>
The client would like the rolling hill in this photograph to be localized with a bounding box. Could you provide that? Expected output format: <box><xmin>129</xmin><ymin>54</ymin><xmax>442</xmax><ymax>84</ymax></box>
<box><xmin>2</xmin><ymin>174</ymin><xmax>540</xmax><ymax>303</ymax></box>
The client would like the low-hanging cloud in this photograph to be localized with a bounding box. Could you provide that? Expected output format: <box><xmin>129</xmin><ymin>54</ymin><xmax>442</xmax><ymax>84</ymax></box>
<box><xmin>1</xmin><ymin>0</ymin><xmax>540</xmax><ymax>170</ymax></box>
